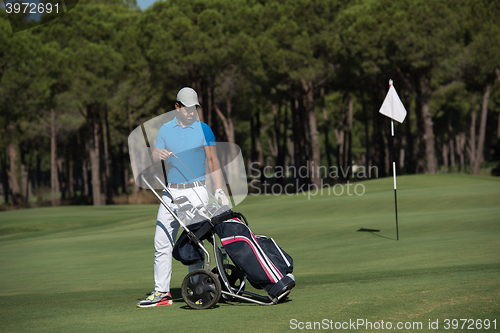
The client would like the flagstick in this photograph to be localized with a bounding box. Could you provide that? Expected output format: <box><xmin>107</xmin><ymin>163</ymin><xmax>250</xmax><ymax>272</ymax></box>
<box><xmin>389</xmin><ymin>80</ymin><xmax>399</xmax><ymax>240</ymax></box>
<box><xmin>392</xmin><ymin>120</ymin><xmax>399</xmax><ymax>241</ymax></box>
<box><xmin>380</xmin><ymin>79</ymin><xmax>406</xmax><ymax>240</ymax></box>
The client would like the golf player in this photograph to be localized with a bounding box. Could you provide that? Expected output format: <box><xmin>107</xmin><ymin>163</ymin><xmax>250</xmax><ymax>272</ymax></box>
<box><xmin>137</xmin><ymin>87</ymin><xmax>229</xmax><ymax>307</ymax></box>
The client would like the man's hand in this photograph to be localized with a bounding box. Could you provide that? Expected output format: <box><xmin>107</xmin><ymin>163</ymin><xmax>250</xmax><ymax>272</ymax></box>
<box><xmin>215</xmin><ymin>189</ymin><xmax>229</xmax><ymax>206</ymax></box>
<box><xmin>158</xmin><ymin>149</ymin><xmax>173</xmax><ymax>160</ymax></box>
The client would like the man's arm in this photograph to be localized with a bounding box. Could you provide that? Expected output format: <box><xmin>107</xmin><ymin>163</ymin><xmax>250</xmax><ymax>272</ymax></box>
<box><xmin>204</xmin><ymin>145</ymin><xmax>224</xmax><ymax>190</ymax></box>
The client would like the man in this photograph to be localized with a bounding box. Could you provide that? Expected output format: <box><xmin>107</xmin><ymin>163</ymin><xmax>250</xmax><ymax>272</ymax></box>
<box><xmin>137</xmin><ymin>87</ymin><xmax>229</xmax><ymax>308</ymax></box>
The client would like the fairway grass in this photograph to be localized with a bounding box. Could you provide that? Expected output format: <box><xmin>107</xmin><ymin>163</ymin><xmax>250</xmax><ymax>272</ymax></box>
<box><xmin>1</xmin><ymin>174</ymin><xmax>499</xmax><ymax>332</ymax></box>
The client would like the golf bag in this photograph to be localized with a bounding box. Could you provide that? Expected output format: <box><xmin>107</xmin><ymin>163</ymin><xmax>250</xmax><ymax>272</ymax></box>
<box><xmin>214</xmin><ymin>216</ymin><xmax>295</xmax><ymax>301</ymax></box>
<box><xmin>172</xmin><ymin>221</ymin><xmax>206</xmax><ymax>266</ymax></box>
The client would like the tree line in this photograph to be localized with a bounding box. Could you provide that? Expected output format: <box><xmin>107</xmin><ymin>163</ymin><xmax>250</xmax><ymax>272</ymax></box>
<box><xmin>1</xmin><ymin>0</ymin><xmax>499</xmax><ymax>207</ymax></box>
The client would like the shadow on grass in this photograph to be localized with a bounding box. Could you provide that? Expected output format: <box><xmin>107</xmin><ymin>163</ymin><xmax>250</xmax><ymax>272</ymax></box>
<box><xmin>171</xmin><ymin>288</ymin><xmax>182</xmax><ymax>301</ymax></box>
<box><xmin>357</xmin><ymin>228</ymin><xmax>398</xmax><ymax>241</ymax></box>
<box><xmin>173</xmin><ymin>286</ymin><xmax>293</xmax><ymax>309</ymax></box>
<box><xmin>179</xmin><ymin>304</ymin><xmax>221</xmax><ymax>310</ymax></box>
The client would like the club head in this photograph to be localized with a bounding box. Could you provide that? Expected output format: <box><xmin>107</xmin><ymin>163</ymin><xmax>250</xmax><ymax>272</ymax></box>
<box><xmin>173</xmin><ymin>196</ymin><xmax>189</xmax><ymax>205</ymax></box>
<box><xmin>178</xmin><ymin>203</ymin><xmax>194</xmax><ymax>212</ymax></box>
<box><xmin>205</xmin><ymin>203</ymin><xmax>219</xmax><ymax>216</ymax></box>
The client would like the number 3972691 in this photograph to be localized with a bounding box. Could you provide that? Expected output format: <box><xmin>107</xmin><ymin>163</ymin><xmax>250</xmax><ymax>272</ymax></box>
<box><xmin>5</xmin><ymin>2</ymin><xmax>59</xmax><ymax>14</ymax></box>
<box><xmin>444</xmin><ymin>319</ymin><xmax>496</xmax><ymax>330</ymax></box>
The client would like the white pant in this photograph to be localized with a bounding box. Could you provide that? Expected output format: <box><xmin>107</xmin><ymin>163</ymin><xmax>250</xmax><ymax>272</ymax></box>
<box><xmin>154</xmin><ymin>186</ymin><xmax>209</xmax><ymax>292</ymax></box>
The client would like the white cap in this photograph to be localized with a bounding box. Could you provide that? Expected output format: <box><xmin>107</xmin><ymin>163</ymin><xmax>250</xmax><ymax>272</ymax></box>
<box><xmin>176</xmin><ymin>87</ymin><xmax>200</xmax><ymax>107</ymax></box>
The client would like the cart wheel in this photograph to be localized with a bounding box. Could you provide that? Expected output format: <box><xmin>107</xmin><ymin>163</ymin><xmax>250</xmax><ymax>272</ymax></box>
<box><xmin>181</xmin><ymin>269</ymin><xmax>221</xmax><ymax>309</ymax></box>
<box><xmin>212</xmin><ymin>264</ymin><xmax>245</xmax><ymax>301</ymax></box>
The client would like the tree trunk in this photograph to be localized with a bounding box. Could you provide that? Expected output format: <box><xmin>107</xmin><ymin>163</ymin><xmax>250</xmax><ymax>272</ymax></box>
<box><xmin>419</xmin><ymin>76</ymin><xmax>437</xmax><ymax>174</ymax></box>
<box><xmin>274</xmin><ymin>103</ymin><xmax>286</xmax><ymax>170</ymax></box>
<box><xmin>467</xmin><ymin>102</ymin><xmax>476</xmax><ymax>169</ymax></box>
<box><xmin>87</xmin><ymin>105</ymin><xmax>103</xmax><ymax>206</ymax></box>
<box><xmin>279</xmin><ymin>103</ymin><xmax>289</xmax><ymax>183</ymax></box>
<box><xmin>207</xmin><ymin>83</ymin><xmax>213</xmax><ymax>128</ymax></box>
<box><xmin>214</xmin><ymin>98</ymin><xmax>235</xmax><ymax>143</ymax></box>
<box><xmin>291</xmin><ymin>90</ymin><xmax>309</xmax><ymax>188</ymax></box>
<box><xmin>339</xmin><ymin>93</ymin><xmax>354</xmax><ymax>180</ymax></box>
<box><xmin>335</xmin><ymin>126</ymin><xmax>345</xmax><ymax>177</ymax></box>
<box><xmin>0</xmin><ymin>152</ymin><xmax>9</xmax><ymax>204</ymax></box>
<box><xmin>103</xmin><ymin>109</ymin><xmax>113</xmax><ymax>203</ymax></box>
<box><xmin>8</xmin><ymin>140</ymin><xmax>23</xmax><ymax>206</ymax></box>
<box><xmin>335</xmin><ymin>92</ymin><xmax>347</xmax><ymax>178</ymax></box>
<box><xmin>0</xmin><ymin>176</ymin><xmax>4</xmax><ymax>205</ymax></box>
<box><xmin>372</xmin><ymin>87</ymin><xmax>387</xmax><ymax>178</ymax></box>
<box><xmin>413</xmin><ymin>84</ymin><xmax>426</xmax><ymax>174</ymax></box>
<box><xmin>270</xmin><ymin>104</ymin><xmax>280</xmax><ymax>165</ymax></box>
<box><xmin>291</xmin><ymin>96</ymin><xmax>299</xmax><ymax>169</ymax></box>
<box><xmin>250</xmin><ymin>115</ymin><xmax>258</xmax><ymax>186</ymax></box>
<box><xmin>18</xmin><ymin>144</ymin><xmax>30</xmax><ymax>207</ymax></box>
<box><xmin>82</xmin><ymin>158</ymin><xmax>89</xmax><ymax>197</ymax></box>
<box><xmin>287</xmin><ymin>137</ymin><xmax>294</xmax><ymax>169</ymax></box>
<box><xmin>34</xmin><ymin>149</ymin><xmax>40</xmax><ymax>195</ymax></box>
<box><xmin>123</xmin><ymin>142</ymin><xmax>130</xmax><ymax>197</ymax></box>
<box><xmin>403</xmin><ymin>90</ymin><xmax>414</xmax><ymax>174</ymax></box>
<box><xmin>321</xmin><ymin>87</ymin><xmax>333</xmax><ymax>171</ymax></box>
<box><xmin>497</xmin><ymin>67</ymin><xmax>500</xmax><ymax>139</ymax></box>
<box><xmin>473</xmin><ymin>82</ymin><xmax>492</xmax><ymax>175</ymax></box>
<box><xmin>121</xmin><ymin>143</ymin><xmax>129</xmax><ymax>195</ymax></box>
<box><xmin>255</xmin><ymin>111</ymin><xmax>264</xmax><ymax>184</ymax></box>
<box><xmin>68</xmin><ymin>159</ymin><xmax>74</xmax><ymax>198</ymax></box>
<box><xmin>346</xmin><ymin>93</ymin><xmax>353</xmax><ymax>180</ymax></box>
<box><xmin>400</xmin><ymin>136</ymin><xmax>406</xmax><ymax>171</ymax></box>
<box><xmin>209</xmin><ymin>83</ymin><xmax>218</xmax><ymax>136</ymax></box>
<box><xmin>384</xmin><ymin>128</ymin><xmax>390</xmax><ymax>176</ymax></box>
<box><xmin>442</xmin><ymin>141</ymin><xmax>449</xmax><ymax>172</ymax></box>
<box><xmin>361</xmin><ymin>99</ymin><xmax>371</xmax><ymax>172</ymax></box>
<box><xmin>301</xmin><ymin>79</ymin><xmax>321</xmax><ymax>186</ymax></box>
<box><xmin>82</xmin><ymin>132</ymin><xmax>90</xmax><ymax>198</ymax></box>
<box><xmin>191</xmin><ymin>78</ymin><xmax>204</xmax><ymax>123</ymax></box>
<box><xmin>21</xmin><ymin>163</ymin><xmax>29</xmax><ymax>206</ymax></box>
<box><xmin>58</xmin><ymin>158</ymin><xmax>66</xmax><ymax>200</ymax></box>
<box><xmin>291</xmin><ymin>90</ymin><xmax>311</xmax><ymax>172</ymax></box>
<box><xmin>456</xmin><ymin>133</ymin><xmax>466</xmax><ymax>172</ymax></box>
<box><xmin>267</xmin><ymin>136</ymin><xmax>278</xmax><ymax>162</ymax></box>
<box><xmin>447</xmin><ymin>113</ymin><xmax>456</xmax><ymax>172</ymax></box>
<box><xmin>214</xmin><ymin>97</ymin><xmax>238</xmax><ymax>178</ymax></box>
<box><xmin>422</xmin><ymin>101</ymin><xmax>437</xmax><ymax>174</ymax></box>
<box><xmin>291</xmin><ymin>95</ymin><xmax>305</xmax><ymax>171</ymax></box>
<box><xmin>497</xmin><ymin>113</ymin><xmax>500</xmax><ymax>140</ymax></box>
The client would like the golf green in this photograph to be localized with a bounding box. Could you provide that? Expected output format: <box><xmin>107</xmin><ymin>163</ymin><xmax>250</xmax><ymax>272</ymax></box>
<box><xmin>0</xmin><ymin>174</ymin><xmax>499</xmax><ymax>332</ymax></box>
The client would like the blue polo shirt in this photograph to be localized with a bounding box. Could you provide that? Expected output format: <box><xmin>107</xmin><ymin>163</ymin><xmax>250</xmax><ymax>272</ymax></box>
<box><xmin>155</xmin><ymin>117</ymin><xmax>216</xmax><ymax>183</ymax></box>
